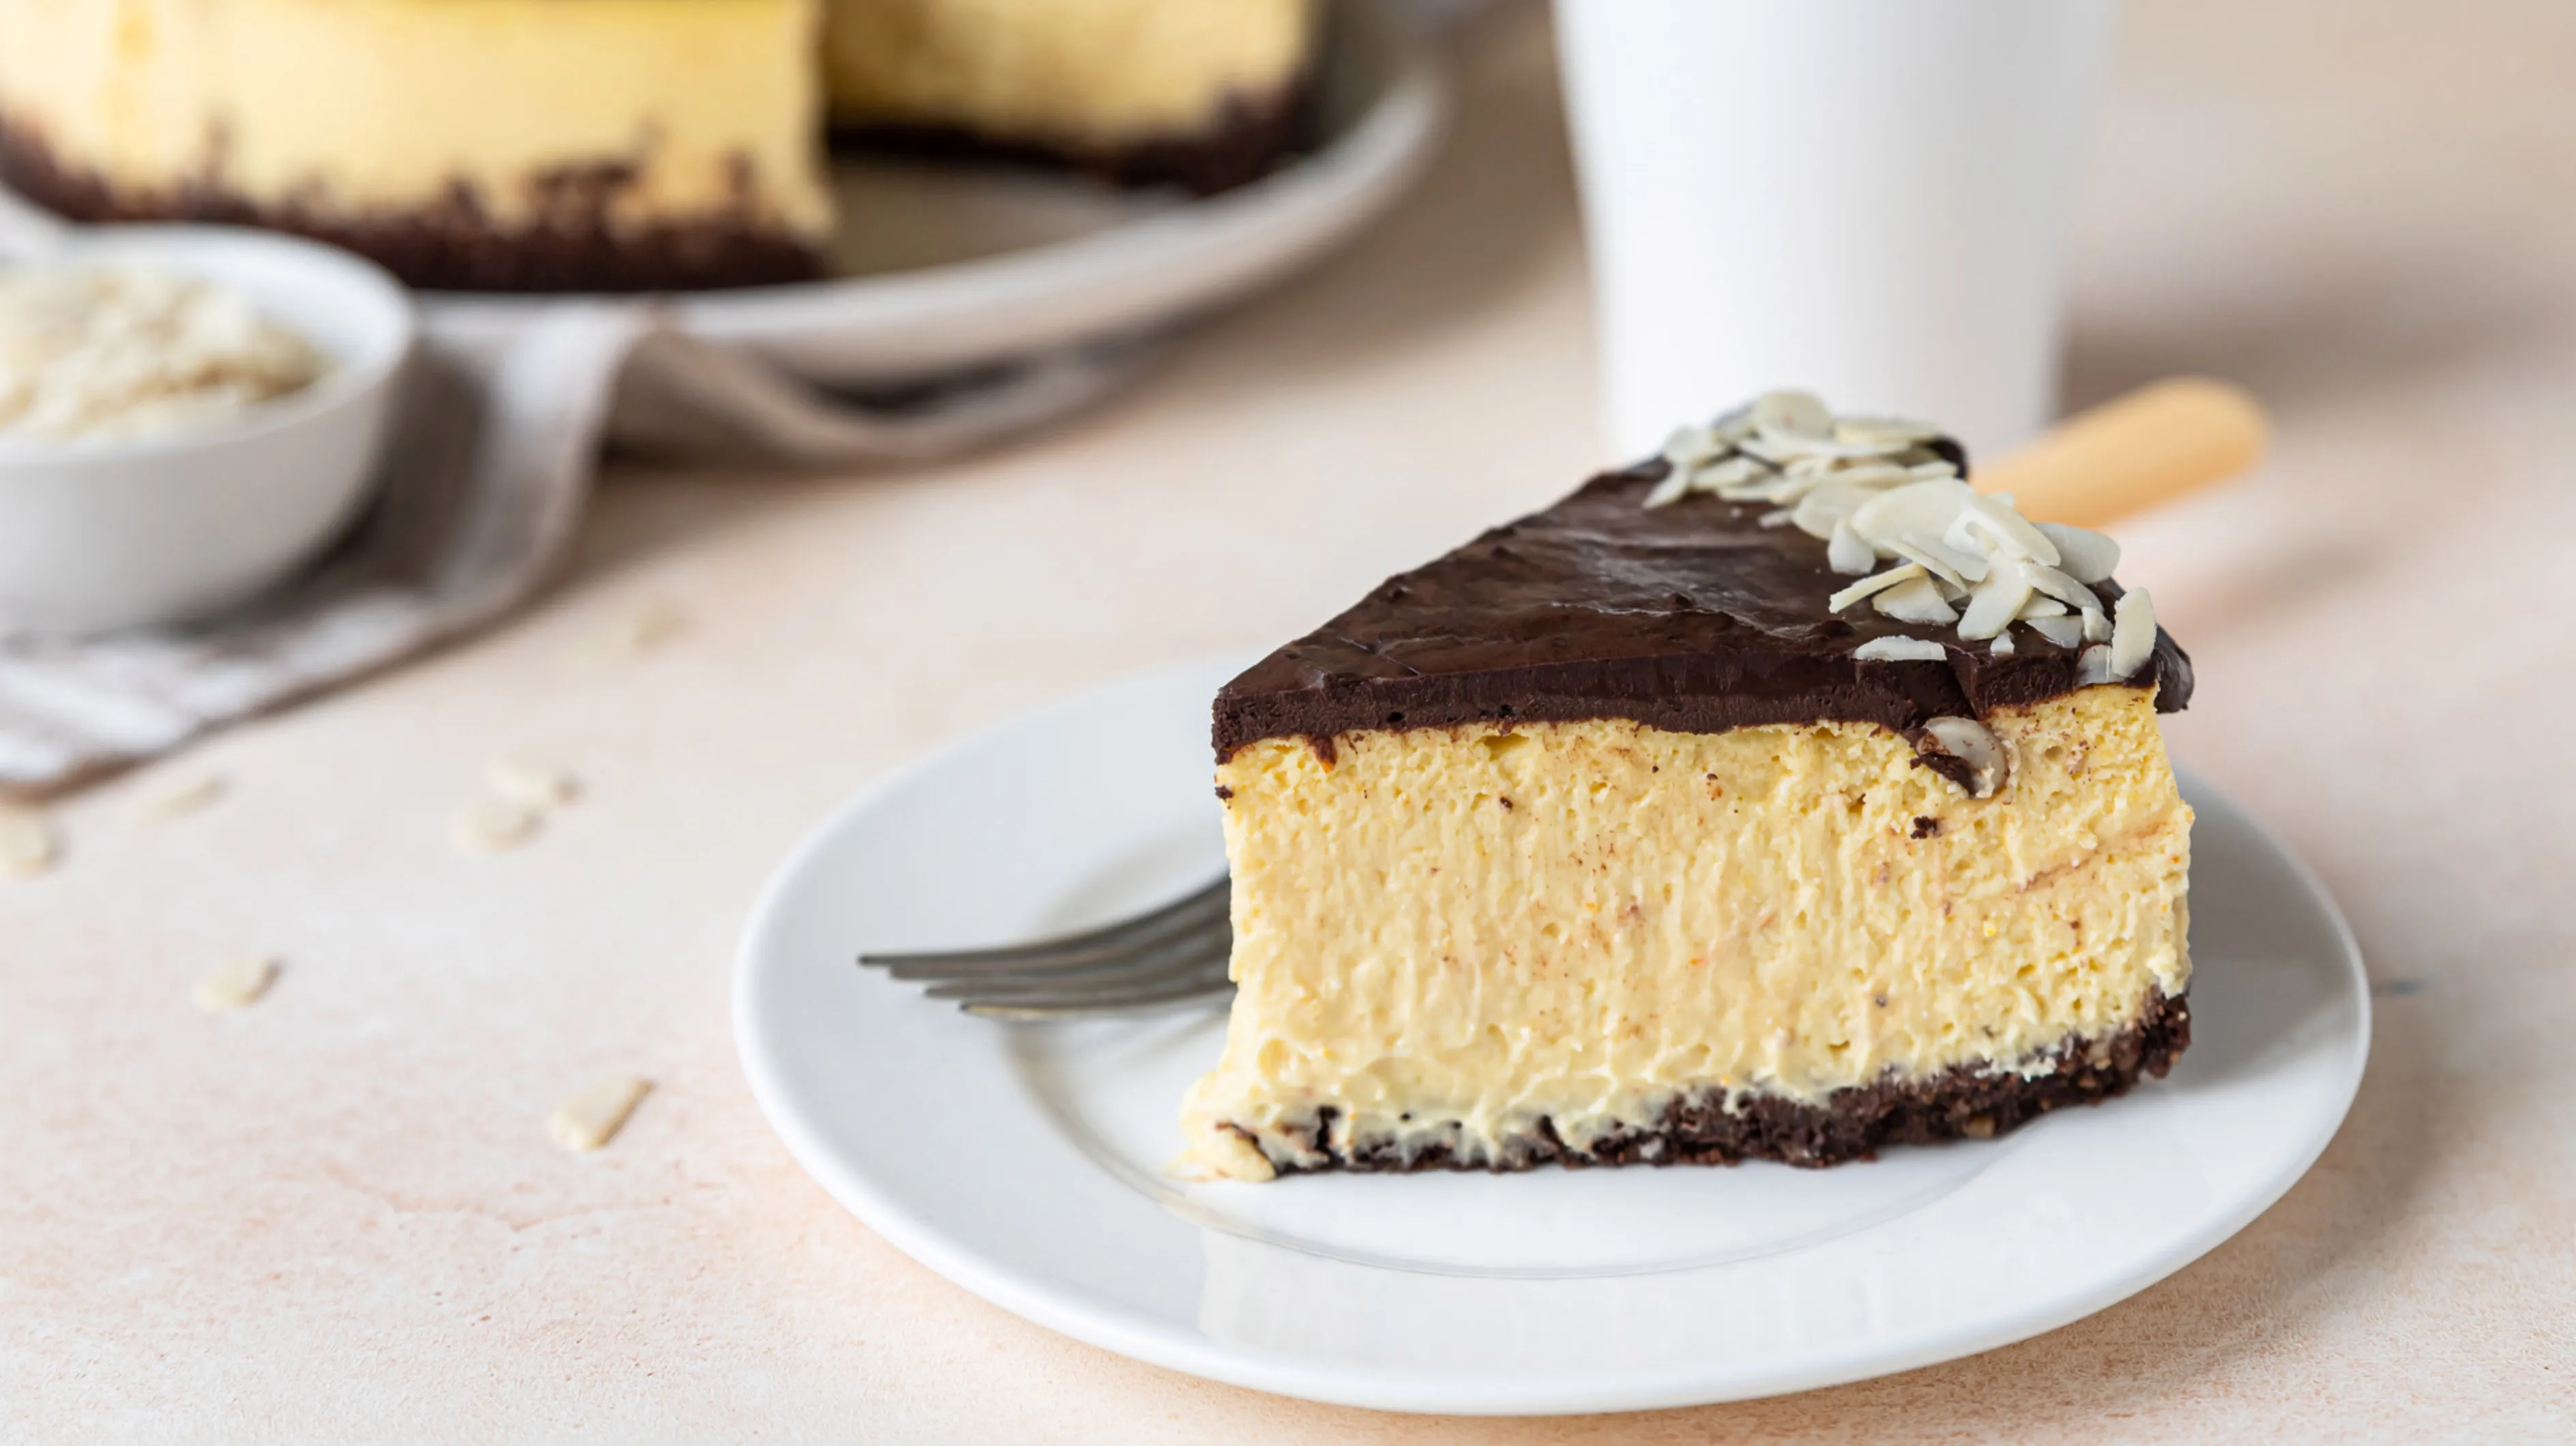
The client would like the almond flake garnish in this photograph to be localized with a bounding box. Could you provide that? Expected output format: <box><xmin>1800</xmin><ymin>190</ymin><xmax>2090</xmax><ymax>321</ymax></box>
<box><xmin>1873</xmin><ymin>575</ymin><xmax>1959</xmax><ymax>625</ymax></box>
<box><xmin>1650</xmin><ymin>392</ymin><xmax>2149</xmax><ymax>671</ymax></box>
<box><xmin>1920</xmin><ymin>717</ymin><xmax>2011</xmax><ymax>799</ymax></box>
<box><xmin>1853</xmin><ymin>636</ymin><xmax>1948</xmax><ymax>663</ymax></box>
<box><xmin>193</xmin><ymin>955</ymin><xmax>279</xmax><ymax>1012</ymax></box>
<box><xmin>549</xmin><ymin>1075</ymin><xmax>652</xmax><ymax>1152</ymax></box>
<box><xmin>452</xmin><ymin>795</ymin><xmax>541</xmax><ymax>856</ymax></box>
<box><xmin>0</xmin><ymin>806</ymin><xmax>59</xmax><ymax>877</ymax></box>
<box><xmin>1828</xmin><ymin>563</ymin><xmax>1929</xmax><ymax>613</ymax></box>
<box><xmin>2107</xmin><ymin>589</ymin><xmax>2156</xmax><ymax>681</ymax></box>
<box><xmin>2027</xmin><ymin>614</ymin><xmax>2085</xmax><ymax>649</ymax></box>
<box><xmin>128</xmin><ymin>768</ymin><xmax>224</xmax><ymax>825</ymax></box>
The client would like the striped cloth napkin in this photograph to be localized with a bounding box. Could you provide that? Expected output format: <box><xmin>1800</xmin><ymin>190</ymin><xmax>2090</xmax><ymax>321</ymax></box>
<box><xmin>0</xmin><ymin>212</ymin><xmax>1151</xmax><ymax>797</ymax></box>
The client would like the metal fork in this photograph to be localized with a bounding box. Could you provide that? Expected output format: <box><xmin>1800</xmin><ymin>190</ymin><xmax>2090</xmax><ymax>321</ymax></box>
<box><xmin>858</xmin><ymin>875</ymin><xmax>1234</xmax><ymax>1019</ymax></box>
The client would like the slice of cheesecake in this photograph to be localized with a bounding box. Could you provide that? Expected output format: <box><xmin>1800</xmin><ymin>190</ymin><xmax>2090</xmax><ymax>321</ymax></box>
<box><xmin>0</xmin><ymin>0</ymin><xmax>832</xmax><ymax>292</ymax></box>
<box><xmin>1181</xmin><ymin>393</ymin><xmax>2194</xmax><ymax>1181</ymax></box>
<box><xmin>821</xmin><ymin>0</ymin><xmax>1318</xmax><ymax>192</ymax></box>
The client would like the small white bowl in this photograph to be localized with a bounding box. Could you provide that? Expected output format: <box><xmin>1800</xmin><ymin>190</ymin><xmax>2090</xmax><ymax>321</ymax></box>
<box><xmin>0</xmin><ymin>225</ymin><xmax>415</xmax><ymax>636</ymax></box>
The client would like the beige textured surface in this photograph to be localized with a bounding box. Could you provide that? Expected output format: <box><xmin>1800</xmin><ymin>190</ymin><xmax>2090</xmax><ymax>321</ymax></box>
<box><xmin>4</xmin><ymin>2</ymin><xmax>2573</xmax><ymax>1438</ymax></box>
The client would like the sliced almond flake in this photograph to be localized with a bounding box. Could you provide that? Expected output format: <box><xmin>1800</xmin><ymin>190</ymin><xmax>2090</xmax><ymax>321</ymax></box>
<box><xmin>1853</xmin><ymin>636</ymin><xmax>1948</xmax><ymax>663</ymax></box>
<box><xmin>0</xmin><ymin>807</ymin><xmax>58</xmax><ymax>878</ymax></box>
<box><xmin>1759</xmin><ymin>471</ymin><xmax>1830</xmax><ymax>506</ymax></box>
<box><xmin>1907</xmin><ymin>460</ymin><xmax>1962</xmax><ymax>479</ymax></box>
<box><xmin>1849</xmin><ymin>477</ymin><xmax>1974</xmax><ymax>550</ymax></box>
<box><xmin>2023</xmin><ymin>561</ymin><xmax>2103</xmax><ymax>615</ymax></box>
<box><xmin>1828</xmin><ymin>563</ymin><xmax>1929</xmax><ymax>613</ymax></box>
<box><xmin>2075</xmin><ymin>645</ymin><xmax>2118</xmax><ymax>686</ymax></box>
<box><xmin>1793</xmin><ymin>480</ymin><xmax>1879</xmax><ymax>539</ymax></box>
<box><xmin>2107</xmin><ymin>587</ymin><xmax>2156</xmax><ymax>679</ymax></box>
<box><xmin>1752</xmin><ymin>389</ymin><xmax>1834</xmax><ymax>440</ymax></box>
<box><xmin>1757</xmin><ymin>507</ymin><xmax>1796</xmax><ymax>529</ymax></box>
<box><xmin>193</xmin><ymin>954</ymin><xmax>279</xmax><ymax>1012</ymax></box>
<box><xmin>1642</xmin><ymin>467</ymin><xmax>1694</xmax><ymax>508</ymax></box>
<box><xmin>2034</xmin><ymin>522</ymin><xmax>2120</xmax><ymax>585</ymax></box>
<box><xmin>1660</xmin><ymin>422</ymin><xmax>1720</xmax><ymax>469</ymax></box>
<box><xmin>1830</xmin><ymin>462</ymin><xmax>1915</xmax><ymax>488</ymax></box>
<box><xmin>1952</xmin><ymin>492</ymin><xmax>2060</xmax><ymax>565</ymax></box>
<box><xmin>1991</xmin><ymin>630</ymin><xmax>2017</xmax><ymax>656</ymax></box>
<box><xmin>1894</xmin><ymin>531</ymin><xmax>1991</xmax><ymax>585</ymax></box>
<box><xmin>2017</xmin><ymin>594</ymin><xmax>2069</xmax><ymax>619</ymax></box>
<box><xmin>549</xmin><ymin>1075</ymin><xmax>652</xmax><ymax>1152</ymax></box>
<box><xmin>2028</xmin><ymin>614</ymin><xmax>2085</xmax><ymax>648</ymax></box>
<box><xmin>1733</xmin><ymin>435</ymin><xmax>1798</xmax><ymax>467</ymax></box>
<box><xmin>2081</xmin><ymin>606</ymin><xmax>2113</xmax><ymax>644</ymax></box>
<box><xmin>128</xmin><ymin>769</ymin><xmax>224</xmax><ymax>825</ymax></box>
<box><xmin>1712</xmin><ymin>404</ymin><xmax>1759</xmax><ymax>442</ymax></box>
<box><xmin>1921</xmin><ymin>717</ymin><xmax>2011</xmax><ymax>799</ymax></box>
<box><xmin>1703</xmin><ymin>455</ymin><xmax>1768</xmax><ymax>488</ymax></box>
<box><xmin>452</xmin><ymin>796</ymin><xmax>541</xmax><ymax>856</ymax></box>
<box><xmin>1827</xmin><ymin>519</ymin><xmax>1877</xmax><ymax>575</ymax></box>
<box><xmin>1957</xmin><ymin>561</ymin><xmax>2034</xmax><ymax>640</ymax></box>
<box><xmin>1836</xmin><ymin>416</ymin><xmax>1944</xmax><ymax>449</ymax></box>
<box><xmin>1873</xmin><ymin>575</ymin><xmax>1959</xmax><ymax>625</ymax></box>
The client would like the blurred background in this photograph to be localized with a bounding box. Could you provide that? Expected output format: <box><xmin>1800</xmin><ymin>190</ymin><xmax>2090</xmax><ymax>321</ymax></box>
<box><xmin>2</xmin><ymin>0</ymin><xmax>2571</xmax><ymax>1438</ymax></box>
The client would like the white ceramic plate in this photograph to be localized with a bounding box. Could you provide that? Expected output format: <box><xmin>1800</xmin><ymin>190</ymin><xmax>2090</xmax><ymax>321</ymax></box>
<box><xmin>431</xmin><ymin>3</ymin><xmax>1446</xmax><ymax>388</ymax></box>
<box><xmin>735</xmin><ymin>654</ymin><xmax>2370</xmax><ymax>1415</ymax></box>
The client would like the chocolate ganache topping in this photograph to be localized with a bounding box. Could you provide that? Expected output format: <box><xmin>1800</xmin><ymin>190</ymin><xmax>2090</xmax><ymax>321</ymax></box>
<box><xmin>1214</xmin><ymin>456</ymin><xmax>2192</xmax><ymax>763</ymax></box>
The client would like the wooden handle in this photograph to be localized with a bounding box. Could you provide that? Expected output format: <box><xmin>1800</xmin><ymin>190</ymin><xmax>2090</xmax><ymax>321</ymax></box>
<box><xmin>1976</xmin><ymin>377</ymin><xmax>2268</xmax><ymax>528</ymax></box>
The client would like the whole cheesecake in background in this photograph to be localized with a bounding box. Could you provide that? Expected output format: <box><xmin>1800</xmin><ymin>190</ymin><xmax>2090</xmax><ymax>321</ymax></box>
<box><xmin>0</xmin><ymin>0</ymin><xmax>835</xmax><ymax>292</ymax></box>
<box><xmin>1181</xmin><ymin>392</ymin><xmax>2195</xmax><ymax>1182</ymax></box>
<box><xmin>821</xmin><ymin>0</ymin><xmax>1319</xmax><ymax>193</ymax></box>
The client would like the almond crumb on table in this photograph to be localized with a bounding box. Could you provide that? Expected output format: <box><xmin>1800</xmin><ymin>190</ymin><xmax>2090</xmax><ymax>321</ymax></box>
<box><xmin>192</xmin><ymin>955</ymin><xmax>280</xmax><ymax>1011</ymax></box>
<box><xmin>549</xmin><ymin>1076</ymin><xmax>652</xmax><ymax>1152</ymax></box>
<box><xmin>450</xmin><ymin>795</ymin><xmax>542</xmax><ymax>855</ymax></box>
<box><xmin>484</xmin><ymin>757</ymin><xmax>580</xmax><ymax>812</ymax></box>
<box><xmin>0</xmin><ymin>806</ymin><xmax>59</xmax><ymax>877</ymax></box>
<box><xmin>128</xmin><ymin>768</ymin><xmax>226</xmax><ymax>825</ymax></box>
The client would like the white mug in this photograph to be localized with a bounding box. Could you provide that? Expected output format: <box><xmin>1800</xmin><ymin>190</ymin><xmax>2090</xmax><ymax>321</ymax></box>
<box><xmin>1555</xmin><ymin>0</ymin><xmax>2119</xmax><ymax>462</ymax></box>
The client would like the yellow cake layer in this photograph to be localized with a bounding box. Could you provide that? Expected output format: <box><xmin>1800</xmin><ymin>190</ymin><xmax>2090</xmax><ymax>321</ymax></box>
<box><xmin>0</xmin><ymin>0</ymin><xmax>830</xmax><ymax>237</ymax></box>
<box><xmin>821</xmin><ymin>0</ymin><xmax>1313</xmax><ymax>146</ymax></box>
<box><xmin>1181</xmin><ymin>686</ymin><xmax>2193</xmax><ymax>1181</ymax></box>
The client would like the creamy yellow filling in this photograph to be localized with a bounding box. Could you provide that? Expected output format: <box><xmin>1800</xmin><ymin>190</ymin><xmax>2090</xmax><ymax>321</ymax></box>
<box><xmin>0</xmin><ymin>0</ymin><xmax>830</xmax><ymax>236</ymax></box>
<box><xmin>821</xmin><ymin>0</ymin><xmax>1313</xmax><ymax>145</ymax></box>
<box><xmin>1181</xmin><ymin>687</ymin><xmax>2193</xmax><ymax>1181</ymax></box>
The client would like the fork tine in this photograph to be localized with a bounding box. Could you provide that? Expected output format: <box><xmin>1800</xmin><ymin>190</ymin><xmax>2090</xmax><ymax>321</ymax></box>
<box><xmin>884</xmin><ymin>914</ymin><xmax>1229</xmax><ymax>982</ymax></box>
<box><xmin>924</xmin><ymin>930</ymin><xmax>1230</xmax><ymax>1001</ymax></box>
<box><xmin>858</xmin><ymin>875</ymin><xmax>1227</xmax><ymax>971</ymax></box>
<box><xmin>958</xmin><ymin>961</ymin><xmax>1237</xmax><ymax>1018</ymax></box>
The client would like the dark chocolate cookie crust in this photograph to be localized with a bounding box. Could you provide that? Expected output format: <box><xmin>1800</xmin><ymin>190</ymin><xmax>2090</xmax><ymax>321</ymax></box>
<box><xmin>1214</xmin><ymin>460</ymin><xmax>2194</xmax><ymax>763</ymax></box>
<box><xmin>1248</xmin><ymin>989</ymin><xmax>2192</xmax><ymax>1175</ymax></box>
<box><xmin>831</xmin><ymin>75</ymin><xmax>1311</xmax><ymax>196</ymax></box>
<box><xmin>0</xmin><ymin>119</ymin><xmax>823</xmax><ymax>293</ymax></box>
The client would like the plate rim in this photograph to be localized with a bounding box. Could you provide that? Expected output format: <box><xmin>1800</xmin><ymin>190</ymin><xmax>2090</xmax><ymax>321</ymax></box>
<box><xmin>733</xmin><ymin>653</ymin><xmax>2373</xmax><ymax>1415</ymax></box>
